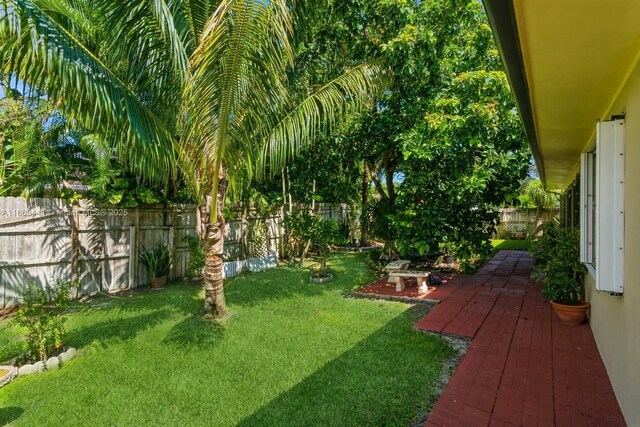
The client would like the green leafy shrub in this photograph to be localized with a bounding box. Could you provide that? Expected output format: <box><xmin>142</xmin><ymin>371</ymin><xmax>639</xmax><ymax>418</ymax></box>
<box><xmin>139</xmin><ymin>244</ymin><xmax>171</xmax><ymax>278</ymax></box>
<box><xmin>282</xmin><ymin>208</ymin><xmax>315</xmax><ymax>263</ymax></box>
<box><xmin>13</xmin><ymin>279</ymin><xmax>76</xmax><ymax>361</ymax></box>
<box><xmin>183</xmin><ymin>236</ymin><xmax>205</xmax><ymax>279</ymax></box>
<box><xmin>531</xmin><ymin>222</ymin><xmax>586</xmax><ymax>305</ymax></box>
<box><xmin>282</xmin><ymin>209</ymin><xmax>339</xmax><ymax>276</ymax></box>
<box><xmin>312</xmin><ymin>218</ymin><xmax>340</xmax><ymax>277</ymax></box>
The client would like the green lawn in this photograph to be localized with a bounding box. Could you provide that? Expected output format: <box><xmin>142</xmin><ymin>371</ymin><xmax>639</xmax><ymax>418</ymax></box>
<box><xmin>0</xmin><ymin>253</ymin><xmax>453</xmax><ymax>426</ymax></box>
<box><xmin>491</xmin><ymin>239</ymin><xmax>530</xmax><ymax>253</ymax></box>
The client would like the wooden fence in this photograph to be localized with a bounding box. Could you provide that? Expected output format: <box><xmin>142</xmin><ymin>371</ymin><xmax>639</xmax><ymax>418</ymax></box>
<box><xmin>495</xmin><ymin>208</ymin><xmax>559</xmax><ymax>239</ymax></box>
<box><xmin>0</xmin><ymin>197</ymin><xmax>354</xmax><ymax>308</ymax></box>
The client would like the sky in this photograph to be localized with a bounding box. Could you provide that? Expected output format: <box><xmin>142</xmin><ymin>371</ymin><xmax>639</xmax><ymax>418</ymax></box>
<box><xmin>0</xmin><ymin>76</ymin><xmax>29</xmax><ymax>99</ymax></box>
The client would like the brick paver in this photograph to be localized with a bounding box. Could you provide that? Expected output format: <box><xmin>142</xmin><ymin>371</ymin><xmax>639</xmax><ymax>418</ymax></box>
<box><xmin>415</xmin><ymin>250</ymin><xmax>626</xmax><ymax>427</ymax></box>
<box><xmin>353</xmin><ymin>250</ymin><xmax>626</xmax><ymax>426</ymax></box>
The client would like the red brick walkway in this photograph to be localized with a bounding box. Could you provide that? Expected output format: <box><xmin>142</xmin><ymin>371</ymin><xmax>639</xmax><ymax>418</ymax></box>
<box><xmin>354</xmin><ymin>250</ymin><xmax>626</xmax><ymax>426</ymax></box>
<box><xmin>417</xmin><ymin>251</ymin><xmax>625</xmax><ymax>427</ymax></box>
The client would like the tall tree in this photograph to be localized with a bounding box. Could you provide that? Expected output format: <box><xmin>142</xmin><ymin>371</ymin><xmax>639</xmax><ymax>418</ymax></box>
<box><xmin>0</xmin><ymin>0</ymin><xmax>390</xmax><ymax>318</ymax></box>
<box><xmin>305</xmin><ymin>0</ymin><xmax>530</xmax><ymax>258</ymax></box>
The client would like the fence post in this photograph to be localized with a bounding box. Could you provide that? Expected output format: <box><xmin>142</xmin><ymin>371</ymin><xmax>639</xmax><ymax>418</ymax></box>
<box><xmin>71</xmin><ymin>204</ymin><xmax>80</xmax><ymax>297</ymax></box>
<box><xmin>279</xmin><ymin>207</ymin><xmax>285</xmax><ymax>259</ymax></box>
<box><xmin>133</xmin><ymin>207</ymin><xmax>140</xmax><ymax>288</ymax></box>
<box><xmin>240</xmin><ymin>210</ymin><xmax>246</xmax><ymax>261</ymax></box>
<box><xmin>169</xmin><ymin>206</ymin><xmax>177</xmax><ymax>280</ymax></box>
<box><xmin>129</xmin><ymin>224</ymin><xmax>136</xmax><ymax>289</ymax></box>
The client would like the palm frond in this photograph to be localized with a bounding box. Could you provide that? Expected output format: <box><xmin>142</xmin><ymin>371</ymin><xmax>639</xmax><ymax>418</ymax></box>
<box><xmin>260</xmin><ymin>61</ymin><xmax>392</xmax><ymax>175</ymax></box>
<box><xmin>520</xmin><ymin>178</ymin><xmax>560</xmax><ymax>209</ymax></box>
<box><xmin>33</xmin><ymin>0</ymin><xmax>95</xmax><ymax>37</ymax></box>
<box><xmin>180</xmin><ymin>0</ymin><xmax>294</xmax><ymax>209</ymax></box>
<box><xmin>0</xmin><ymin>0</ymin><xmax>177</xmax><ymax>186</ymax></box>
<box><xmin>98</xmin><ymin>0</ymin><xmax>190</xmax><ymax>81</ymax></box>
<box><xmin>180</xmin><ymin>0</ymin><xmax>219</xmax><ymax>43</ymax></box>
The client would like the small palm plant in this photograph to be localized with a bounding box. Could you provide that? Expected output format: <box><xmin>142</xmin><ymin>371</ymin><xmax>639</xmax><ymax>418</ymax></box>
<box><xmin>139</xmin><ymin>244</ymin><xmax>171</xmax><ymax>288</ymax></box>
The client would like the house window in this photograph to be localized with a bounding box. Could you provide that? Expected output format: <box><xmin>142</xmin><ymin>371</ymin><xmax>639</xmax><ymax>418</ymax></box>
<box><xmin>580</xmin><ymin>119</ymin><xmax>625</xmax><ymax>294</ymax></box>
<box><xmin>561</xmin><ymin>177</ymin><xmax>580</xmax><ymax>228</ymax></box>
<box><xmin>580</xmin><ymin>151</ymin><xmax>596</xmax><ymax>267</ymax></box>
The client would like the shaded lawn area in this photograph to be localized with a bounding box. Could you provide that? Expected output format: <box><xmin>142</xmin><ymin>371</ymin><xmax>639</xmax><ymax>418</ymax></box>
<box><xmin>491</xmin><ymin>239</ymin><xmax>530</xmax><ymax>253</ymax></box>
<box><xmin>0</xmin><ymin>253</ymin><xmax>454</xmax><ymax>426</ymax></box>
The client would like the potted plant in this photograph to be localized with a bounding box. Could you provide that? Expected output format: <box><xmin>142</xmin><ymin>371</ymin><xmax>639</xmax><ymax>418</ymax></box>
<box><xmin>440</xmin><ymin>242</ymin><xmax>455</xmax><ymax>264</ymax></box>
<box><xmin>532</xmin><ymin>223</ymin><xmax>589</xmax><ymax>325</ymax></box>
<box><xmin>139</xmin><ymin>244</ymin><xmax>171</xmax><ymax>288</ymax></box>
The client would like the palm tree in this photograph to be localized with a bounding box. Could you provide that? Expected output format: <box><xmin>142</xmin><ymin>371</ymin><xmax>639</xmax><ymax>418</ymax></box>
<box><xmin>519</xmin><ymin>177</ymin><xmax>560</xmax><ymax>238</ymax></box>
<box><xmin>520</xmin><ymin>177</ymin><xmax>559</xmax><ymax>210</ymax></box>
<box><xmin>0</xmin><ymin>0</ymin><xmax>390</xmax><ymax>318</ymax></box>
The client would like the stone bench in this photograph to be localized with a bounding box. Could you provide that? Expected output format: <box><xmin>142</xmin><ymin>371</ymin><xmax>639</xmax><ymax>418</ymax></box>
<box><xmin>385</xmin><ymin>260</ymin><xmax>411</xmax><ymax>285</ymax></box>
<box><xmin>388</xmin><ymin>270</ymin><xmax>431</xmax><ymax>294</ymax></box>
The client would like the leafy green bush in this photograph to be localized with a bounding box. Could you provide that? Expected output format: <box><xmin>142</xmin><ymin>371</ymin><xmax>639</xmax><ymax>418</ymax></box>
<box><xmin>531</xmin><ymin>222</ymin><xmax>586</xmax><ymax>305</ymax></box>
<box><xmin>139</xmin><ymin>244</ymin><xmax>171</xmax><ymax>278</ymax></box>
<box><xmin>13</xmin><ymin>279</ymin><xmax>76</xmax><ymax>361</ymax></box>
<box><xmin>312</xmin><ymin>218</ymin><xmax>340</xmax><ymax>277</ymax></box>
<box><xmin>183</xmin><ymin>236</ymin><xmax>205</xmax><ymax>279</ymax></box>
<box><xmin>282</xmin><ymin>208</ymin><xmax>315</xmax><ymax>263</ymax></box>
<box><xmin>282</xmin><ymin>209</ymin><xmax>339</xmax><ymax>276</ymax></box>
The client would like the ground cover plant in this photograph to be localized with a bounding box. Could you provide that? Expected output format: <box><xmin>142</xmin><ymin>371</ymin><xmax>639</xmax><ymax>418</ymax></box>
<box><xmin>0</xmin><ymin>253</ymin><xmax>453</xmax><ymax>426</ymax></box>
<box><xmin>12</xmin><ymin>279</ymin><xmax>75</xmax><ymax>362</ymax></box>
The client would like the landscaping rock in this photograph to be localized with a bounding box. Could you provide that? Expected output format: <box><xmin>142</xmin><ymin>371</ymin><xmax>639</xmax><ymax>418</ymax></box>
<box><xmin>32</xmin><ymin>361</ymin><xmax>46</xmax><ymax>373</ymax></box>
<box><xmin>18</xmin><ymin>364</ymin><xmax>37</xmax><ymax>376</ymax></box>
<box><xmin>46</xmin><ymin>357</ymin><xmax>60</xmax><ymax>370</ymax></box>
<box><xmin>60</xmin><ymin>348</ymin><xmax>77</xmax><ymax>363</ymax></box>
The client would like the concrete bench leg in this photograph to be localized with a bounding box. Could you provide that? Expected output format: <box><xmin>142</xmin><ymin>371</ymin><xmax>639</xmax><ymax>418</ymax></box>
<box><xmin>395</xmin><ymin>277</ymin><xmax>406</xmax><ymax>292</ymax></box>
<box><xmin>416</xmin><ymin>276</ymin><xmax>428</xmax><ymax>294</ymax></box>
<box><xmin>388</xmin><ymin>276</ymin><xmax>398</xmax><ymax>285</ymax></box>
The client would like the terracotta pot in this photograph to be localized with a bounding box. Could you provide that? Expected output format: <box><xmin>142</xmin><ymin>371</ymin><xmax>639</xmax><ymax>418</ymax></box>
<box><xmin>550</xmin><ymin>300</ymin><xmax>590</xmax><ymax>326</ymax></box>
<box><xmin>150</xmin><ymin>276</ymin><xmax>167</xmax><ymax>289</ymax></box>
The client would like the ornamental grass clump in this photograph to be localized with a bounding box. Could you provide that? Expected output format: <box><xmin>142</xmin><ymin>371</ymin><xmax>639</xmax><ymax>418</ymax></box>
<box><xmin>139</xmin><ymin>244</ymin><xmax>171</xmax><ymax>279</ymax></box>
<box><xmin>531</xmin><ymin>222</ymin><xmax>586</xmax><ymax>305</ymax></box>
<box><xmin>13</xmin><ymin>279</ymin><xmax>75</xmax><ymax>362</ymax></box>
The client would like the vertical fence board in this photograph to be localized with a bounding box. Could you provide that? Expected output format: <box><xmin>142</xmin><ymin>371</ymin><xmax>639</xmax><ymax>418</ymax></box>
<box><xmin>494</xmin><ymin>208</ymin><xmax>559</xmax><ymax>239</ymax></box>
<box><xmin>0</xmin><ymin>199</ymin><xmax>353</xmax><ymax>307</ymax></box>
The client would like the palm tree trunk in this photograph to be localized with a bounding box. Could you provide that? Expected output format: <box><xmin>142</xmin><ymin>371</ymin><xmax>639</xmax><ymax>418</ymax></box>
<box><xmin>200</xmin><ymin>173</ymin><xmax>229</xmax><ymax>319</ymax></box>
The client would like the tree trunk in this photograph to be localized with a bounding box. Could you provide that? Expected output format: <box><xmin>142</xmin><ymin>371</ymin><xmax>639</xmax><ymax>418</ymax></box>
<box><xmin>200</xmin><ymin>171</ymin><xmax>229</xmax><ymax>320</ymax></box>
<box><xmin>385</xmin><ymin>162</ymin><xmax>397</xmax><ymax>204</ymax></box>
<box><xmin>360</xmin><ymin>161</ymin><xmax>370</xmax><ymax>246</ymax></box>
<box><xmin>368</xmin><ymin>163</ymin><xmax>388</xmax><ymax>201</ymax></box>
<box><xmin>320</xmin><ymin>252</ymin><xmax>327</xmax><ymax>277</ymax></box>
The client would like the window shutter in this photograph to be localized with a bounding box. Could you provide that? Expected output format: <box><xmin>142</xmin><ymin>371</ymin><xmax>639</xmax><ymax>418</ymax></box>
<box><xmin>596</xmin><ymin>120</ymin><xmax>625</xmax><ymax>293</ymax></box>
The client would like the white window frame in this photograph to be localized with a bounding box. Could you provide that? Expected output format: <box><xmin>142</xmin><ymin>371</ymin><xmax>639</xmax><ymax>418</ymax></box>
<box><xmin>580</xmin><ymin>151</ymin><xmax>596</xmax><ymax>274</ymax></box>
